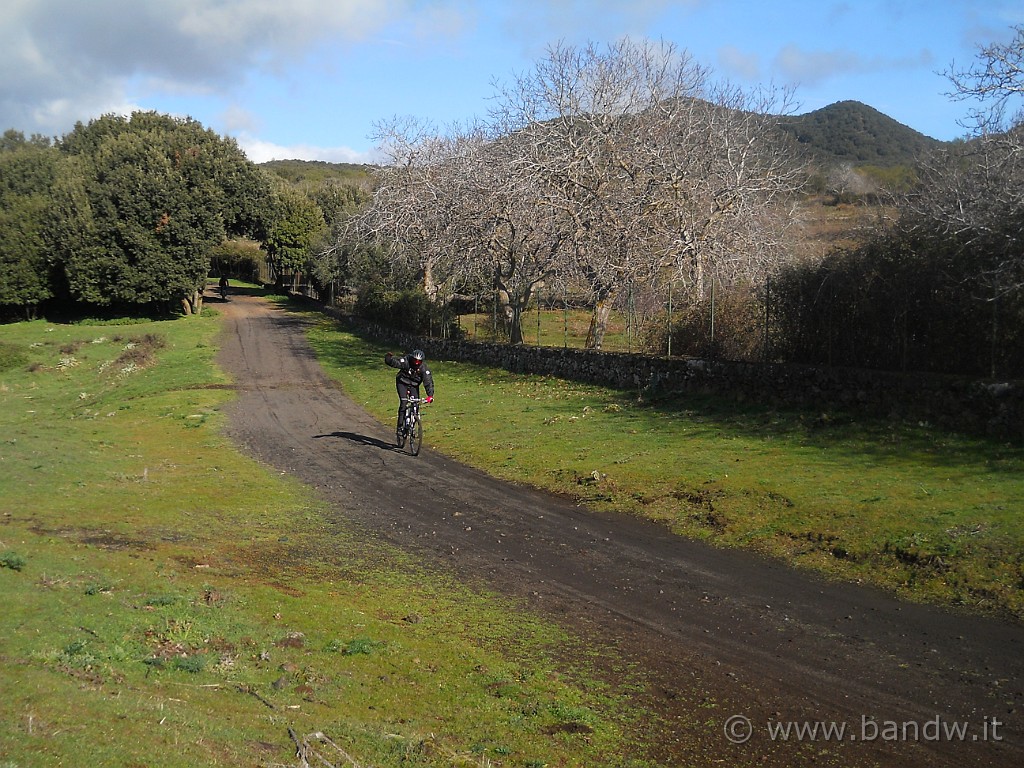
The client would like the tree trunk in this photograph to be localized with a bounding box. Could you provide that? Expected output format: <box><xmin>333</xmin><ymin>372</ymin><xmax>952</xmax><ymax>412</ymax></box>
<box><xmin>422</xmin><ymin>260</ymin><xmax>439</xmax><ymax>303</ymax></box>
<box><xmin>508</xmin><ymin>304</ymin><xmax>524</xmax><ymax>345</ymax></box>
<box><xmin>586</xmin><ymin>297</ymin><xmax>615</xmax><ymax>350</ymax></box>
<box><xmin>180</xmin><ymin>289</ymin><xmax>203</xmax><ymax>316</ymax></box>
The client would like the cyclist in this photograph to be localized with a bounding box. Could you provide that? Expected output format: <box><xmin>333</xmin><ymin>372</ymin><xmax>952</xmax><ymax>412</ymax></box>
<box><xmin>384</xmin><ymin>349</ymin><xmax>434</xmax><ymax>443</ymax></box>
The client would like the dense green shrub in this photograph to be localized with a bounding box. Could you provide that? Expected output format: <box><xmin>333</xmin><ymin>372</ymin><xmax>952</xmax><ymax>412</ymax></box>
<box><xmin>209</xmin><ymin>239</ymin><xmax>262</xmax><ymax>282</ymax></box>
<box><xmin>0</xmin><ymin>551</ymin><xmax>27</xmax><ymax>571</ymax></box>
<box><xmin>650</xmin><ymin>286</ymin><xmax>766</xmax><ymax>361</ymax></box>
<box><xmin>769</xmin><ymin>228</ymin><xmax>1024</xmax><ymax>377</ymax></box>
<box><xmin>354</xmin><ymin>284</ymin><xmax>457</xmax><ymax>336</ymax></box>
<box><xmin>0</xmin><ymin>132</ymin><xmax>59</xmax><ymax>315</ymax></box>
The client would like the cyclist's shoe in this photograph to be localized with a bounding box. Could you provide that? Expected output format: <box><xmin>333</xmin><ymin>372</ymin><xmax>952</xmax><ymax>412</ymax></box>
<box><xmin>395</xmin><ymin>428</ymin><xmax>406</xmax><ymax>448</ymax></box>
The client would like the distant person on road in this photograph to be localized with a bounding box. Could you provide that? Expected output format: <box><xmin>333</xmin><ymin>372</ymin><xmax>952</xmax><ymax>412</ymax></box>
<box><xmin>385</xmin><ymin>349</ymin><xmax>434</xmax><ymax>441</ymax></box>
<box><xmin>218</xmin><ymin>274</ymin><xmax>229</xmax><ymax>300</ymax></box>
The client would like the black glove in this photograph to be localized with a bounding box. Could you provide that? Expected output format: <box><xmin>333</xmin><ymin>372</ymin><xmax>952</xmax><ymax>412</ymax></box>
<box><xmin>385</xmin><ymin>352</ymin><xmax>393</xmax><ymax>363</ymax></box>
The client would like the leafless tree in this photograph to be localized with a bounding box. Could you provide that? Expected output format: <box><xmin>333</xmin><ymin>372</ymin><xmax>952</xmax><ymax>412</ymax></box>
<box><xmin>360</xmin><ymin>116</ymin><xmax>482</xmax><ymax>302</ymax></box>
<box><xmin>825</xmin><ymin>163</ymin><xmax>879</xmax><ymax>204</ymax></box>
<box><xmin>363</xmin><ymin>117</ymin><xmax>577</xmax><ymax>344</ymax></box>
<box><xmin>467</xmin><ymin>131</ymin><xmax>570</xmax><ymax>344</ymax></box>
<box><xmin>354</xmin><ymin>40</ymin><xmax>804</xmax><ymax>349</ymax></box>
<box><xmin>490</xmin><ymin>39</ymin><xmax>804</xmax><ymax>348</ymax></box>
<box><xmin>945</xmin><ymin>24</ymin><xmax>1024</xmax><ymax>134</ymax></box>
<box><xmin>652</xmin><ymin>82</ymin><xmax>804</xmax><ymax>303</ymax></box>
<box><xmin>909</xmin><ymin>24</ymin><xmax>1024</xmax><ymax>300</ymax></box>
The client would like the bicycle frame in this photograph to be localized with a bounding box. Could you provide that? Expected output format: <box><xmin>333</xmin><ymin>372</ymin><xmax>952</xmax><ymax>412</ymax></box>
<box><xmin>400</xmin><ymin>395</ymin><xmax>428</xmax><ymax>455</ymax></box>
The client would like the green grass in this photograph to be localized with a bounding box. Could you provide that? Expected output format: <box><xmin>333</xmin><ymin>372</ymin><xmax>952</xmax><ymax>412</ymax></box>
<box><xmin>456</xmin><ymin>308</ymin><xmax>645</xmax><ymax>352</ymax></box>
<box><xmin>0</xmin><ymin>312</ymin><xmax>654</xmax><ymax>767</ymax></box>
<box><xmin>305</xmin><ymin>309</ymin><xmax>1024</xmax><ymax>621</ymax></box>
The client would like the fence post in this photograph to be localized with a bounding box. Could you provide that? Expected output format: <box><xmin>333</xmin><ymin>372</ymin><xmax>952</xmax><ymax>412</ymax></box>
<box><xmin>627</xmin><ymin>280</ymin><xmax>633</xmax><ymax>354</ymax></box>
<box><xmin>537</xmin><ymin>295</ymin><xmax>542</xmax><ymax>346</ymax></box>
<box><xmin>991</xmin><ymin>289</ymin><xmax>998</xmax><ymax>378</ymax></box>
<box><xmin>710</xmin><ymin>278</ymin><xmax>716</xmax><ymax>354</ymax></box>
<box><xmin>667</xmin><ymin>280</ymin><xmax>673</xmax><ymax>358</ymax></box>
<box><xmin>563</xmin><ymin>286</ymin><xmax>569</xmax><ymax>348</ymax></box>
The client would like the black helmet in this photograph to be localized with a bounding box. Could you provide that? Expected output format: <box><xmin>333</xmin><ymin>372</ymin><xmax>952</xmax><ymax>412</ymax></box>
<box><xmin>410</xmin><ymin>349</ymin><xmax>425</xmax><ymax>369</ymax></box>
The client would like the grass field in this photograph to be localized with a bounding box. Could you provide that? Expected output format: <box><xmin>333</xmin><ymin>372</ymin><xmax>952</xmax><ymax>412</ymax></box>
<box><xmin>305</xmin><ymin>305</ymin><xmax>1024</xmax><ymax>622</ymax></box>
<box><xmin>0</xmin><ymin>307</ymin><xmax>652</xmax><ymax>768</ymax></box>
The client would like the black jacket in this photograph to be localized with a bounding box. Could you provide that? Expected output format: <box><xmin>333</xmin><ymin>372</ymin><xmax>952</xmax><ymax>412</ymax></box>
<box><xmin>385</xmin><ymin>352</ymin><xmax>434</xmax><ymax>396</ymax></box>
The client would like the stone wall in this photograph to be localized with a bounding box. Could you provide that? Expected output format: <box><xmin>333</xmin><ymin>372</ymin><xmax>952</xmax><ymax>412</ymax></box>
<box><xmin>337</xmin><ymin>312</ymin><xmax>1023</xmax><ymax>442</ymax></box>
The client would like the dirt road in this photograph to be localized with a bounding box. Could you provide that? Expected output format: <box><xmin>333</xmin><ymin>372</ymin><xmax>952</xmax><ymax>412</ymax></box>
<box><xmin>217</xmin><ymin>294</ymin><xmax>1023</xmax><ymax>767</ymax></box>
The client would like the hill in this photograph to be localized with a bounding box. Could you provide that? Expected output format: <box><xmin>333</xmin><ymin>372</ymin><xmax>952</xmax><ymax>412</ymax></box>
<box><xmin>259</xmin><ymin>102</ymin><xmax>942</xmax><ymax>176</ymax></box>
<box><xmin>777</xmin><ymin>100</ymin><xmax>944</xmax><ymax>167</ymax></box>
<box><xmin>259</xmin><ymin>158</ymin><xmax>375</xmax><ymax>186</ymax></box>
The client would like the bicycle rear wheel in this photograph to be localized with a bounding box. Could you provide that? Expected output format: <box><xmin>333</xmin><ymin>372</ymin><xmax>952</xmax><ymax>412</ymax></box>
<box><xmin>408</xmin><ymin>414</ymin><xmax>423</xmax><ymax>455</ymax></box>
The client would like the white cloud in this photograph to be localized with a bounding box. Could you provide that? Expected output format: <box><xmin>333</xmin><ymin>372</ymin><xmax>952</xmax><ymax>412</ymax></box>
<box><xmin>220</xmin><ymin>104</ymin><xmax>260</xmax><ymax>137</ymax></box>
<box><xmin>718</xmin><ymin>45</ymin><xmax>760</xmax><ymax>81</ymax></box>
<box><xmin>0</xmin><ymin>0</ymin><xmax>430</xmax><ymax>137</ymax></box>
<box><xmin>496</xmin><ymin>0</ymin><xmax>692</xmax><ymax>54</ymax></box>
<box><xmin>237</xmin><ymin>134</ymin><xmax>374</xmax><ymax>164</ymax></box>
<box><xmin>773</xmin><ymin>45</ymin><xmax>861</xmax><ymax>86</ymax></box>
<box><xmin>772</xmin><ymin>44</ymin><xmax>934</xmax><ymax>86</ymax></box>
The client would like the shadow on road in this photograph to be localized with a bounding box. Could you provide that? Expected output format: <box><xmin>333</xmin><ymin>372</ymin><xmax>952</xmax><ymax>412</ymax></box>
<box><xmin>314</xmin><ymin>431</ymin><xmax>399</xmax><ymax>451</ymax></box>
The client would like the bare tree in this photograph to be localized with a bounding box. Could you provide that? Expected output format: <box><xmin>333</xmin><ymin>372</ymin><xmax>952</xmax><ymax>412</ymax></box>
<box><xmin>489</xmin><ymin>40</ymin><xmax>695</xmax><ymax>347</ymax></box>
<box><xmin>653</xmin><ymin>82</ymin><xmax>804</xmax><ymax>302</ymax></box>
<box><xmin>462</xmin><ymin>132</ymin><xmax>571</xmax><ymax>344</ymax></box>
<box><xmin>360</xmin><ymin>117</ymin><xmax>481</xmax><ymax>302</ymax></box>
<box><xmin>361</xmin><ymin>116</ymin><xmax>573</xmax><ymax>344</ymax></box>
<box><xmin>825</xmin><ymin>163</ymin><xmax>878</xmax><ymax>204</ymax></box>
<box><xmin>946</xmin><ymin>24</ymin><xmax>1024</xmax><ymax>133</ymax></box>
<box><xmin>490</xmin><ymin>39</ymin><xmax>804</xmax><ymax>348</ymax></box>
<box><xmin>354</xmin><ymin>40</ymin><xmax>803</xmax><ymax>349</ymax></box>
<box><xmin>909</xmin><ymin>25</ymin><xmax>1024</xmax><ymax>300</ymax></box>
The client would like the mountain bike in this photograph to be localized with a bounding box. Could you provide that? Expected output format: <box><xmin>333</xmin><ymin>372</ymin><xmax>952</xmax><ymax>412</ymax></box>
<box><xmin>396</xmin><ymin>396</ymin><xmax>428</xmax><ymax>455</ymax></box>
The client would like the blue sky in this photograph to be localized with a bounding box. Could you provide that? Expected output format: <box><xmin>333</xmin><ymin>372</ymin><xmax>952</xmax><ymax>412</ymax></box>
<box><xmin>2</xmin><ymin>1</ymin><xmax>1022</xmax><ymax>163</ymax></box>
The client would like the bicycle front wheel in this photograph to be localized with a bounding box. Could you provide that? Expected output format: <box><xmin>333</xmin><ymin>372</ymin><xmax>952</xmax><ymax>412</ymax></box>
<box><xmin>408</xmin><ymin>414</ymin><xmax>423</xmax><ymax>455</ymax></box>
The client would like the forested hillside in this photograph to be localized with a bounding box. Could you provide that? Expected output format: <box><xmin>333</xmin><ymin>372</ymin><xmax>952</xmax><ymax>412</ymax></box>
<box><xmin>777</xmin><ymin>100</ymin><xmax>945</xmax><ymax>166</ymax></box>
<box><xmin>257</xmin><ymin>101</ymin><xmax>947</xmax><ymax>182</ymax></box>
<box><xmin>260</xmin><ymin>159</ymin><xmax>374</xmax><ymax>186</ymax></box>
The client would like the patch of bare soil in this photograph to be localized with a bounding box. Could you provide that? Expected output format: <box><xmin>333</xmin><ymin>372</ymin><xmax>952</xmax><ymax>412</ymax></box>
<box><xmin>217</xmin><ymin>295</ymin><xmax>1023</xmax><ymax>767</ymax></box>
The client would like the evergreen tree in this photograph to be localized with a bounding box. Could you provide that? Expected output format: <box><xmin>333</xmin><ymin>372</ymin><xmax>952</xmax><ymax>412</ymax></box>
<box><xmin>52</xmin><ymin>112</ymin><xmax>270</xmax><ymax>314</ymax></box>
<box><xmin>0</xmin><ymin>132</ymin><xmax>59</xmax><ymax>316</ymax></box>
<box><xmin>262</xmin><ymin>180</ymin><xmax>326</xmax><ymax>290</ymax></box>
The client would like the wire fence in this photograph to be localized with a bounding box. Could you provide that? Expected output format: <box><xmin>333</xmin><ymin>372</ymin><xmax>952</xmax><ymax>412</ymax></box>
<box><xmin>263</xmin><ymin>259</ymin><xmax>1023</xmax><ymax>380</ymax></box>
